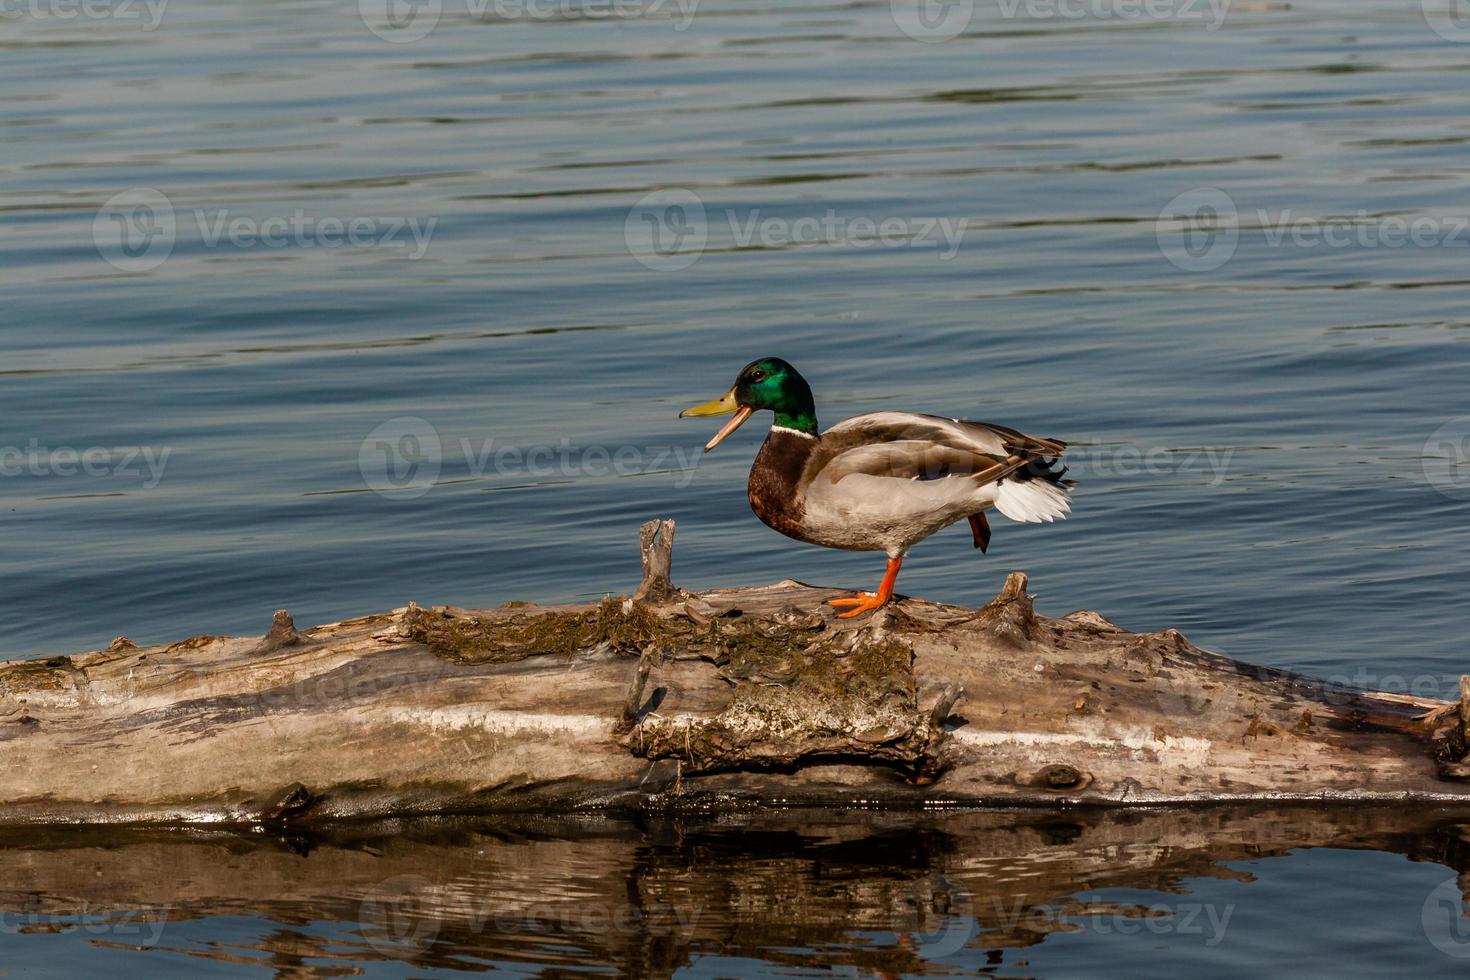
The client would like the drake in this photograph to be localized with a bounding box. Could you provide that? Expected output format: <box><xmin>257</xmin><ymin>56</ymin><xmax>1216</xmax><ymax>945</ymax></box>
<box><xmin>680</xmin><ymin>357</ymin><xmax>1074</xmax><ymax>618</ymax></box>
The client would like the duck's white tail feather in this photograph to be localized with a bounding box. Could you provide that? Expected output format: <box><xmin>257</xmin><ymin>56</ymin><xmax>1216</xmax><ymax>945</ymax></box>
<box><xmin>993</xmin><ymin>475</ymin><xmax>1072</xmax><ymax>523</ymax></box>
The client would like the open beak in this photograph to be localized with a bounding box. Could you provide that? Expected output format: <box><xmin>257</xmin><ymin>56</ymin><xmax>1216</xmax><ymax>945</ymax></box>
<box><xmin>679</xmin><ymin>387</ymin><xmax>755</xmax><ymax>452</ymax></box>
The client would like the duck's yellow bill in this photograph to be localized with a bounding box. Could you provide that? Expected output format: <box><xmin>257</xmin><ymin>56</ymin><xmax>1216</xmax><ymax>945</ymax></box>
<box><xmin>679</xmin><ymin>388</ymin><xmax>754</xmax><ymax>452</ymax></box>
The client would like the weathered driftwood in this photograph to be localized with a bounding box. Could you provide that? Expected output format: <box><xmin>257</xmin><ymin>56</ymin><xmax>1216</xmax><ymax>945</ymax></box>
<box><xmin>3</xmin><ymin>519</ymin><xmax>1470</xmax><ymax>825</ymax></box>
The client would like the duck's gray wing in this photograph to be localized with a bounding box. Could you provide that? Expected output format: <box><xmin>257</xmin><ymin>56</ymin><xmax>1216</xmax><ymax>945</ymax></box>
<box><xmin>811</xmin><ymin>412</ymin><xmax>1067</xmax><ymax>485</ymax></box>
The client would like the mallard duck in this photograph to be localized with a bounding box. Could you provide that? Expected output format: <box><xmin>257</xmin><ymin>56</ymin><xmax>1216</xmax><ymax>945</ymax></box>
<box><xmin>681</xmin><ymin>357</ymin><xmax>1074</xmax><ymax>618</ymax></box>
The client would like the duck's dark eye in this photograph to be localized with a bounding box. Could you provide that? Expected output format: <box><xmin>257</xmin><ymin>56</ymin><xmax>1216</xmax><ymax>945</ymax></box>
<box><xmin>749</xmin><ymin>371</ymin><xmax>766</xmax><ymax>382</ymax></box>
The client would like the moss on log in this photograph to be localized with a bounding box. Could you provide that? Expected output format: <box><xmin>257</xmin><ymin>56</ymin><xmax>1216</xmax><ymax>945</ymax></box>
<box><xmin>2</xmin><ymin>519</ymin><xmax>1470</xmax><ymax>826</ymax></box>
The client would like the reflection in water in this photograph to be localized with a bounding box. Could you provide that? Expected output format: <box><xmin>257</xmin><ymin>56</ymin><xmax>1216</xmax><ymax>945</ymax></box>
<box><xmin>2</xmin><ymin>805</ymin><xmax>1469</xmax><ymax>976</ymax></box>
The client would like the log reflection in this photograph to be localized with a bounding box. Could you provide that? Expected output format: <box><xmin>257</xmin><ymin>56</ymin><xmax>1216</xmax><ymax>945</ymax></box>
<box><xmin>0</xmin><ymin>805</ymin><xmax>1467</xmax><ymax>977</ymax></box>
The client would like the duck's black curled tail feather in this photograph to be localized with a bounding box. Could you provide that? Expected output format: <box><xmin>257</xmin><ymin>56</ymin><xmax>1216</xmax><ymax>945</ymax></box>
<box><xmin>1015</xmin><ymin>454</ymin><xmax>1077</xmax><ymax>490</ymax></box>
<box><xmin>992</xmin><ymin>443</ymin><xmax>1075</xmax><ymax>524</ymax></box>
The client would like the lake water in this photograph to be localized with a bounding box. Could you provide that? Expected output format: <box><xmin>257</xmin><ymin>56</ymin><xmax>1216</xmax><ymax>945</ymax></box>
<box><xmin>4</xmin><ymin>807</ymin><xmax>1470</xmax><ymax>977</ymax></box>
<box><xmin>5</xmin><ymin>0</ymin><xmax>1470</xmax><ymax>973</ymax></box>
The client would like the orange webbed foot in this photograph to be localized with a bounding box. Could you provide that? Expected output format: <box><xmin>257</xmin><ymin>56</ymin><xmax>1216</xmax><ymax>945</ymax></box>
<box><xmin>824</xmin><ymin>557</ymin><xmax>904</xmax><ymax>619</ymax></box>
<box><xmin>826</xmin><ymin>592</ymin><xmax>891</xmax><ymax>618</ymax></box>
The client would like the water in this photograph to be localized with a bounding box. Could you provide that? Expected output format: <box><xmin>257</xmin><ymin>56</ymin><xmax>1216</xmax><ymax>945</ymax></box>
<box><xmin>6</xmin><ymin>0</ymin><xmax>1470</xmax><ymax>973</ymax></box>
<box><xmin>3</xmin><ymin>807</ymin><xmax>1470</xmax><ymax>977</ymax></box>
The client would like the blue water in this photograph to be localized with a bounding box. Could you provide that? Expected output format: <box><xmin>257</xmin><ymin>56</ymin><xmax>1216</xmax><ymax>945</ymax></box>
<box><xmin>0</xmin><ymin>810</ymin><xmax>1468</xmax><ymax>977</ymax></box>
<box><xmin>6</xmin><ymin>0</ymin><xmax>1470</xmax><ymax>973</ymax></box>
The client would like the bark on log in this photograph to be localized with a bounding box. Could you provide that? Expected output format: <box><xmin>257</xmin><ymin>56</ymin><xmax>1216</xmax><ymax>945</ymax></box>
<box><xmin>3</xmin><ymin>518</ymin><xmax>1469</xmax><ymax>826</ymax></box>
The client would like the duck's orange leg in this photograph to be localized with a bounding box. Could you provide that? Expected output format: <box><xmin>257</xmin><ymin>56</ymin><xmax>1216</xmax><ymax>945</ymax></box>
<box><xmin>827</xmin><ymin>557</ymin><xmax>903</xmax><ymax>618</ymax></box>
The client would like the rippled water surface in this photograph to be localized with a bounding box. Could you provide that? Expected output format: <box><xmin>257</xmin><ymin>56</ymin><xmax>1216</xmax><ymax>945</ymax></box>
<box><xmin>6</xmin><ymin>807</ymin><xmax>1470</xmax><ymax>977</ymax></box>
<box><xmin>6</xmin><ymin>0</ymin><xmax>1470</xmax><ymax>974</ymax></box>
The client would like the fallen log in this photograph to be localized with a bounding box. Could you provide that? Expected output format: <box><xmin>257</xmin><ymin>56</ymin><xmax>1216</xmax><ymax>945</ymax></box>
<box><xmin>3</xmin><ymin>519</ymin><xmax>1470</xmax><ymax>825</ymax></box>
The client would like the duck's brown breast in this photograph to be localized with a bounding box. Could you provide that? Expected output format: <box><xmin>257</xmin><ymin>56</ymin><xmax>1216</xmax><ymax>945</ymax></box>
<box><xmin>747</xmin><ymin>429</ymin><xmax>816</xmax><ymax>541</ymax></box>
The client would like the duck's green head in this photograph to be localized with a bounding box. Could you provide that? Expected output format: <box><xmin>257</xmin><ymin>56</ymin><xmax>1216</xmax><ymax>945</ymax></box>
<box><xmin>679</xmin><ymin>357</ymin><xmax>818</xmax><ymax>452</ymax></box>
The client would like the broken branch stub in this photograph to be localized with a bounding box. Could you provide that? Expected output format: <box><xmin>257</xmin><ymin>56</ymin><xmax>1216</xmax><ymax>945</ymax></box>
<box><xmin>614</xmin><ymin>657</ymin><xmax>654</xmax><ymax>736</ymax></box>
<box><xmin>250</xmin><ymin>610</ymin><xmax>315</xmax><ymax>656</ymax></box>
<box><xmin>633</xmin><ymin>518</ymin><xmax>676</xmax><ymax>603</ymax></box>
<box><xmin>968</xmin><ymin>571</ymin><xmax>1034</xmax><ymax>647</ymax></box>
